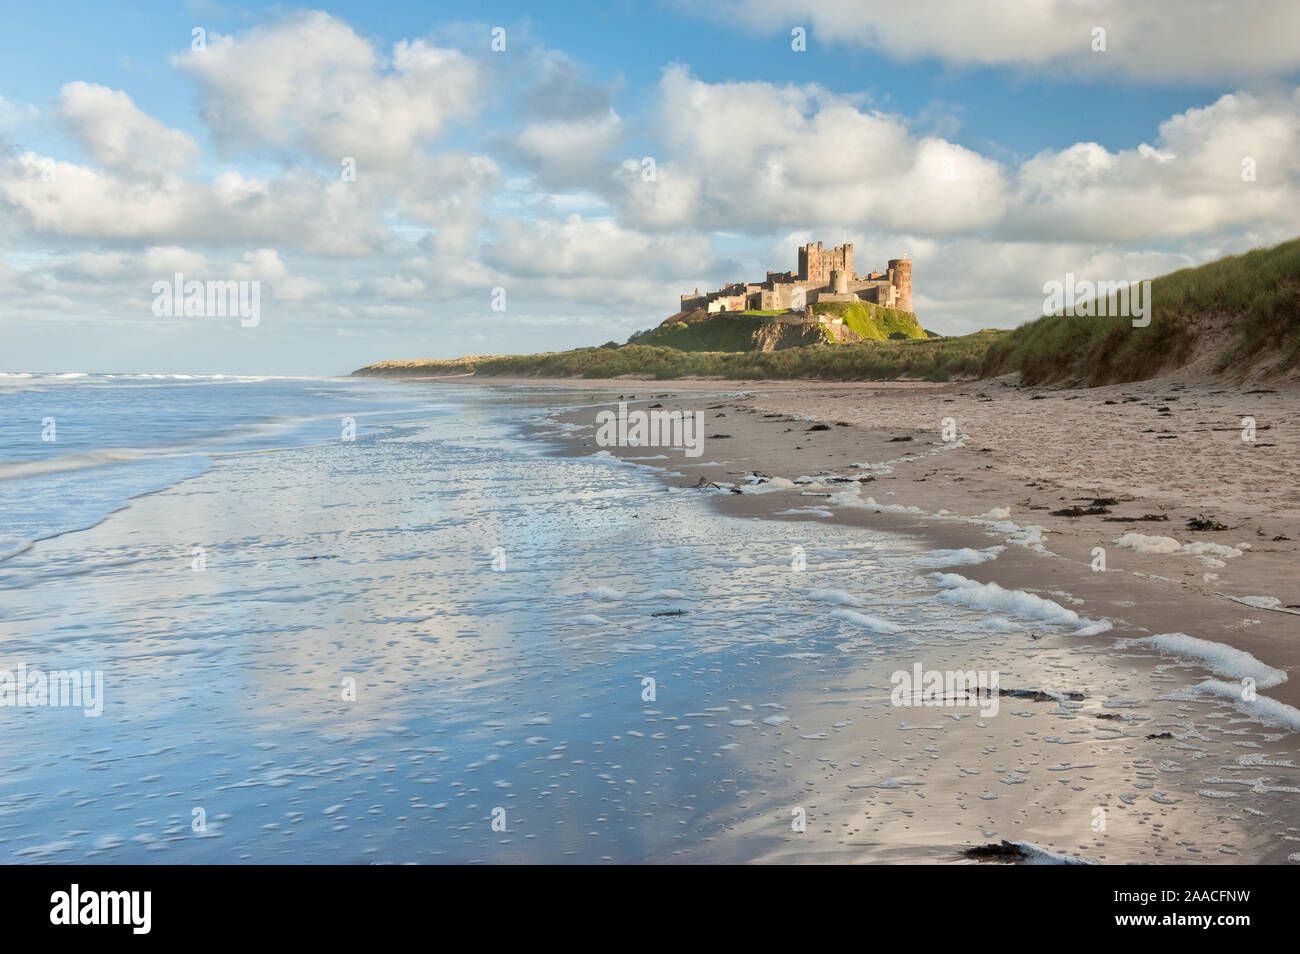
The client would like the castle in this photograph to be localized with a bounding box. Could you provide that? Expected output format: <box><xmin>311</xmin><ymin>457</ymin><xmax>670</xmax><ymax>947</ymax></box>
<box><xmin>680</xmin><ymin>243</ymin><xmax>913</xmax><ymax>316</ymax></box>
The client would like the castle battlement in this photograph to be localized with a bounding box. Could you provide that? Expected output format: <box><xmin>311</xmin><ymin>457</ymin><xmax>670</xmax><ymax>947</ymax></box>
<box><xmin>681</xmin><ymin>242</ymin><xmax>912</xmax><ymax>316</ymax></box>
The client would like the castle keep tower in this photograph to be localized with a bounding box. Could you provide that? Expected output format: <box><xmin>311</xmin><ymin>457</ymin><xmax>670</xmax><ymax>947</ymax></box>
<box><xmin>887</xmin><ymin>258</ymin><xmax>912</xmax><ymax>313</ymax></box>
<box><xmin>798</xmin><ymin>242</ymin><xmax>853</xmax><ymax>284</ymax></box>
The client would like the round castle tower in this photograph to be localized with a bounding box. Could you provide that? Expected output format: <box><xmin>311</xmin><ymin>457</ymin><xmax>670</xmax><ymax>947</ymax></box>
<box><xmin>887</xmin><ymin>258</ymin><xmax>912</xmax><ymax>313</ymax></box>
<box><xmin>829</xmin><ymin>268</ymin><xmax>849</xmax><ymax>294</ymax></box>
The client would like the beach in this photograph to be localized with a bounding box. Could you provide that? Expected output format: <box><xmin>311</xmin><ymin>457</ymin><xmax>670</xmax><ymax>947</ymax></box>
<box><xmin>2</xmin><ymin>373</ymin><xmax>1298</xmax><ymax>864</ymax></box>
<box><xmin>522</xmin><ymin>370</ymin><xmax>1299</xmax><ymax>862</ymax></box>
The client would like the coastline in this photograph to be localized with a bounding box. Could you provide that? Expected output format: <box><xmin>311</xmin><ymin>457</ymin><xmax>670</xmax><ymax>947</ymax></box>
<box><xmin>471</xmin><ymin>372</ymin><xmax>1298</xmax><ymax>863</ymax></box>
<box><xmin>420</xmin><ymin>373</ymin><xmax>1299</xmax><ymax>701</ymax></box>
<box><xmin>535</xmin><ymin>375</ymin><xmax>1300</xmax><ymax>695</ymax></box>
<box><xmin>7</xmin><ymin>374</ymin><xmax>1298</xmax><ymax>864</ymax></box>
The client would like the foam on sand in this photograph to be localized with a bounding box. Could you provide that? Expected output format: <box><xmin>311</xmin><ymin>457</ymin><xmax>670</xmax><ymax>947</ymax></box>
<box><xmin>927</xmin><ymin>573</ymin><xmax>1106</xmax><ymax>634</ymax></box>
<box><xmin>1123</xmin><ymin>632</ymin><xmax>1287</xmax><ymax>688</ymax></box>
<box><xmin>1114</xmin><ymin>534</ymin><xmax>1245</xmax><ymax>562</ymax></box>
<box><xmin>1113</xmin><ymin>532</ymin><xmax>1182</xmax><ymax>554</ymax></box>
<box><xmin>1181</xmin><ymin>541</ymin><xmax>1243</xmax><ymax>559</ymax></box>
<box><xmin>826</xmin><ymin>483</ymin><xmax>922</xmax><ymax>514</ymax></box>
<box><xmin>1175</xmin><ymin>680</ymin><xmax>1300</xmax><ymax>732</ymax></box>
<box><xmin>1013</xmin><ymin>841</ymin><xmax>1096</xmax><ymax>865</ymax></box>
<box><xmin>739</xmin><ymin>476</ymin><xmax>798</xmax><ymax>494</ymax></box>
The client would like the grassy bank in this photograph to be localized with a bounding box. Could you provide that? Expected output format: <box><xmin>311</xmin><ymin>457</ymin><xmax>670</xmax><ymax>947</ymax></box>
<box><xmin>811</xmin><ymin>301</ymin><xmax>927</xmax><ymax>340</ymax></box>
<box><xmin>624</xmin><ymin>314</ymin><xmax>830</xmax><ymax>351</ymax></box>
<box><xmin>357</xmin><ymin>330</ymin><xmax>1005</xmax><ymax>381</ymax></box>
<box><xmin>981</xmin><ymin>237</ymin><xmax>1300</xmax><ymax>385</ymax></box>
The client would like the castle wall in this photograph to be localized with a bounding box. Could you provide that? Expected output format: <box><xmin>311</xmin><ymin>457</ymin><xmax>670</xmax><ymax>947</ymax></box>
<box><xmin>706</xmin><ymin>294</ymin><xmax>747</xmax><ymax>313</ymax></box>
<box><xmin>682</xmin><ymin>244</ymin><xmax>912</xmax><ymax>319</ymax></box>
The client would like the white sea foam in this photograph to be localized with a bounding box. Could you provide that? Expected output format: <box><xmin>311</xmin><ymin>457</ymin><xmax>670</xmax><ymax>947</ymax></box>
<box><xmin>1114</xmin><ymin>533</ymin><xmax>1245</xmax><ymax>562</ymax></box>
<box><xmin>927</xmin><ymin>572</ymin><xmax>1108</xmax><ymax>635</ymax></box>
<box><xmin>1173</xmin><ymin>680</ymin><xmax>1300</xmax><ymax>732</ymax></box>
<box><xmin>828</xmin><ymin>608</ymin><xmax>900</xmax><ymax>633</ymax></box>
<box><xmin>826</xmin><ymin>485</ymin><xmax>922</xmax><ymax>514</ymax></box>
<box><xmin>1182</xmin><ymin>541</ymin><xmax>1243</xmax><ymax>559</ymax></box>
<box><xmin>739</xmin><ymin>476</ymin><xmax>798</xmax><ymax>493</ymax></box>
<box><xmin>1122</xmin><ymin>633</ymin><xmax>1287</xmax><ymax>688</ymax></box>
<box><xmin>1012</xmin><ymin>841</ymin><xmax>1096</xmax><ymax>865</ymax></box>
<box><xmin>808</xmin><ymin>587</ymin><xmax>865</xmax><ymax>607</ymax></box>
<box><xmin>0</xmin><ymin>537</ymin><xmax>34</xmax><ymax>562</ymax></box>
<box><xmin>912</xmin><ymin>546</ymin><xmax>1003</xmax><ymax>567</ymax></box>
<box><xmin>1113</xmin><ymin>532</ymin><xmax>1182</xmax><ymax>554</ymax></box>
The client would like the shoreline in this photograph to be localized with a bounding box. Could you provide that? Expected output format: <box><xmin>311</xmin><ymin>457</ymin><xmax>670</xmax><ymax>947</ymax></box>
<box><xmin>498</xmin><ymin>374</ymin><xmax>1300</xmax><ymax>863</ymax></box>
<box><xmin>406</xmin><ymin>372</ymin><xmax>1299</xmax><ymax>707</ymax></box>
<box><xmin>8</xmin><ymin>374</ymin><xmax>1298</xmax><ymax>864</ymax></box>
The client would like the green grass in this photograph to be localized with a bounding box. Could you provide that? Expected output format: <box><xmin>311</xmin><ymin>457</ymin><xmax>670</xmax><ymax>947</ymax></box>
<box><xmin>982</xmin><ymin>237</ymin><xmax>1300</xmax><ymax>385</ymax></box>
<box><xmin>626</xmin><ymin>315</ymin><xmax>771</xmax><ymax>352</ymax></box>
<box><xmin>811</xmin><ymin>301</ymin><xmax>926</xmax><ymax>341</ymax></box>
<box><xmin>624</xmin><ymin>303</ymin><xmax>924</xmax><ymax>352</ymax></box>
<box><xmin>357</xmin><ymin>330</ymin><xmax>1005</xmax><ymax>381</ymax></box>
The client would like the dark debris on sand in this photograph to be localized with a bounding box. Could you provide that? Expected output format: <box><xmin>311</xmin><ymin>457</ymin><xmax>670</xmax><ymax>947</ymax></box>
<box><xmin>962</xmin><ymin>841</ymin><xmax>1027</xmax><ymax>862</ymax></box>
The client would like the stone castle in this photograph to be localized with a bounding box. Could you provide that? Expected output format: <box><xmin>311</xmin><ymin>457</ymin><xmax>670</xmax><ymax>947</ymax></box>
<box><xmin>680</xmin><ymin>243</ymin><xmax>913</xmax><ymax>316</ymax></box>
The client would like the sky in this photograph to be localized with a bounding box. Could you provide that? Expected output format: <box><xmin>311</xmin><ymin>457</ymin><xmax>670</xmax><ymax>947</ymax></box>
<box><xmin>1</xmin><ymin>0</ymin><xmax>1299</xmax><ymax>374</ymax></box>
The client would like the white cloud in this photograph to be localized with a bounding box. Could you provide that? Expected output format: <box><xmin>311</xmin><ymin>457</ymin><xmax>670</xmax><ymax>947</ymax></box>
<box><xmin>1005</xmin><ymin>90</ymin><xmax>1300</xmax><ymax>241</ymax></box>
<box><xmin>482</xmin><ymin>213</ymin><xmax>718</xmax><ymax>280</ymax></box>
<box><xmin>702</xmin><ymin>0</ymin><xmax>1300</xmax><ymax>82</ymax></box>
<box><xmin>390</xmin><ymin>153</ymin><xmax>501</xmax><ymax>256</ymax></box>
<box><xmin>372</xmin><ymin>275</ymin><xmax>428</xmax><ymax>300</ymax></box>
<box><xmin>143</xmin><ymin>246</ymin><xmax>209</xmax><ymax>275</ymax></box>
<box><xmin>0</xmin><ymin>94</ymin><xmax>37</xmax><ymax>130</ymax></box>
<box><xmin>0</xmin><ymin>155</ymin><xmax>388</xmax><ymax>254</ymax></box>
<box><xmin>173</xmin><ymin>11</ymin><xmax>484</xmax><ymax>166</ymax></box>
<box><xmin>610</xmin><ymin>70</ymin><xmax>1300</xmax><ymax>248</ymax></box>
<box><xmin>609</xmin><ymin>66</ymin><xmax>1008</xmax><ymax>235</ymax></box>
<box><xmin>506</xmin><ymin>110</ymin><xmax>624</xmax><ymax>190</ymax></box>
<box><xmin>231</xmin><ymin>248</ymin><xmax>287</xmax><ymax>281</ymax></box>
<box><xmin>58</xmin><ymin>82</ymin><xmax>198</xmax><ymax>177</ymax></box>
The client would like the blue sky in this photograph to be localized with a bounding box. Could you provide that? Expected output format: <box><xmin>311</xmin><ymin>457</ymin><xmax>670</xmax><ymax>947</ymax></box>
<box><xmin>2</xmin><ymin>0</ymin><xmax>1299</xmax><ymax>373</ymax></box>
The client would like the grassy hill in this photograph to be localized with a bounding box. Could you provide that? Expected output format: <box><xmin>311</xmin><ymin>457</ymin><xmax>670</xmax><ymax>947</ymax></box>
<box><xmin>810</xmin><ymin>301</ymin><xmax>928</xmax><ymax>340</ymax></box>
<box><xmin>627</xmin><ymin>313</ymin><xmax>831</xmax><ymax>351</ymax></box>
<box><xmin>355</xmin><ymin>330</ymin><xmax>1003</xmax><ymax>382</ymax></box>
<box><xmin>626</xmin><ymin>300</ymin><xmax>925</xmax><ymax>352</ymax></box>
<box><xmin>982</xmin><ymin>237</ymin><xmax>1300</xmax><ymax>385</ymax></box>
